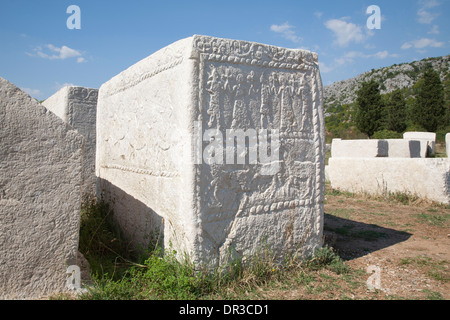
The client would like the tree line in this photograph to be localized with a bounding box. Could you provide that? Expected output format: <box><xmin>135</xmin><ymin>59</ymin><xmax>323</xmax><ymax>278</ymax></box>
<box><xmin>355</xmin><ymin>66</ymin><xmax>449</xmax><ymax>138</ymax></box>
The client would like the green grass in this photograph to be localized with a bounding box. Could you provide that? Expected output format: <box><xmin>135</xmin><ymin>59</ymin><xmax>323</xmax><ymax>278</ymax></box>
<box><xmin>75</xmin><ymin>198</ymin><xmax>358</xmax><ymax>300</ymax></box>
<box><xmin>414</xmin><ymin>212</ymin><xmax>450</xmax><ymax>227</ymax></box>
<box><xmin>327</xmin><ymin>208</ymin><xmax>355</xmax><ymax>219</ymax></box>
<box><xmin>305</xmin><ymin>246</ymin><xmax>350</xmax><ymax>275</ymax></box>
<box><xmin>78</xmin><ymin>196</ymin><xmax>134</xmax><ymax>278</ymax></box>
<box><xmin>422</xmin><ymin>289</ymin><xmax>444</xmax><ymax>300</ymax></box>
<box><xmin>79</xmin><ymin>245</ymin><xmax>352</xmax><ymax>300</ymax></box>
<box><xmin>325</xmin><ymin>188</ymin><xmax>354</xmax><ymax>198</ymax></box>
<box><xmin>386</xmin><ymin>191</ymin><xmax>420</xmax><ymax>205</ymax></box>
<box><xmin>399</xmin><ymin>255</ymin><xmax>449</xmax><ymax>283</ymax></box>
<box><xmin>83</xmin><ymin>249</ymin><xmax>203</xmax><ymax>300</ymax></box>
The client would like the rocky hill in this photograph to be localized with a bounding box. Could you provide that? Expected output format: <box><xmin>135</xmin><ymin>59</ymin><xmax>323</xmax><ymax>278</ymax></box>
<box><xmin>324</xmin><ymin>55</ymin><xmax>450</xmax><ymax>109</ymax></box>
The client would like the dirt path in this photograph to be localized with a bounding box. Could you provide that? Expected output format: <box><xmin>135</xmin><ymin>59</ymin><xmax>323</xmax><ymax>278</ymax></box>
<box><xmin>324</xmin><ymin>189</ymin><xmax>450</xmax><ymax>299</ymax></box>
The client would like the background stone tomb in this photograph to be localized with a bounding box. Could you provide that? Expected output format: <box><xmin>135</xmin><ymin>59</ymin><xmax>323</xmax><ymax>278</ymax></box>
<box><xmin>43</xmin><ymin>86</ymin><xmax>98</xmax><ymax>197</ymax></box>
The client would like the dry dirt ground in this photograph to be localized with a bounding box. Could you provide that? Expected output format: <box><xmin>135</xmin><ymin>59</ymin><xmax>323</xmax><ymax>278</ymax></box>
<box><xmin>320</xmin><ymin>187</ymin><xmax>449</xmax><ymax>300</ymax></box>
<box><xmin>213</xmin><ymin>185</ymin><xmax>449</xmax><ymax>301</ymax></box>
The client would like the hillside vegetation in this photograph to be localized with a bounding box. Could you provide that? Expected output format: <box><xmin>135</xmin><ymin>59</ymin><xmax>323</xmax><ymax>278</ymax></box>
<box><xmin>324</xmin><ymin>55</ymin><xmax>450</xmax><ymax>142</ymax></box>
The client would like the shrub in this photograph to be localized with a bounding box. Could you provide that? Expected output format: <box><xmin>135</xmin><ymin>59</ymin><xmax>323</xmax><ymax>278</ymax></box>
<box><xmin>306</xmin><ymin>246</ymin><xmax>349</xmax><ymax>275</ymax></box>
<box><xmin>372</xmin><ymin>130</ymin><xmax>403</xmax><ymax>139</ymax></box>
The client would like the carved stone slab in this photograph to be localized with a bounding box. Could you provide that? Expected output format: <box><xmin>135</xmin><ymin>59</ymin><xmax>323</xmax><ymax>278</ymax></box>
<box><xmin>43</xmin><ymin>86</ymin><xmax>98</xmax><ymax>197</ymax></box>
<box><xmin>96</xmin><ymin>35</ymin><xmax>325</xmax><ymax>267</ymax></box>
<box><xmin>0</xmin><ymin>77</ymin><xmax>84</xmax><ymax>299</ymax></box>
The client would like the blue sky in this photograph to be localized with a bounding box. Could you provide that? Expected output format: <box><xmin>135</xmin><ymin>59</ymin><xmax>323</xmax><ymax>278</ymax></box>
<box><xmin>0</xmin><ymin>0</ymin><xmax>448</xmax><ymax>100</ymax></box>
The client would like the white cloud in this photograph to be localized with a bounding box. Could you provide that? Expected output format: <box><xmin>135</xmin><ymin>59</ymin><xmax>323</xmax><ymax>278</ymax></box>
<box><xmin>27</xmin><ymin>44</ymin><xmax>87</xmax><ymax>63</ymax></box>
<box><xmin>428</xmin><ymin>25</ymin><xmax>440</xmax><ymax>34</ymax></box>
<box><xmin>55</xmin><ymin>82</ymin><xmax>76</xmax><ymax>90</ymax></box>
<box><xmin>417</xmin><ymin>9</ymin><xmax>438</xmax><ymax>24</ymax></box>
<box><xmin>401</xmin><ymin>43</ymin><xmax>413</xmax><ymax>50</ymax></box>
<box><xmin>314</xmin><ymin>11</ymin><xmax>323</xmax><ymax>19</ymax></box>
<box><xmin>417</xmin><ymin>0</ymin><xmax>440</xmax><ymax>24</ymax></box>
<box><xmin>344</xmin><ymin>50</ymin><xmax>397</xmax><ymax>60</ymax></box>
<box><xmin>319</xmin><ymin>61</ymin><xmax>334</xmax><ymax>73</ymax></box>
<box><xmin>401</xmin><ymin>38</ymin><xmax>444</xmax><ymax>49</ymax></box>
<box><xmin>270</xmin><ymin>22</ymin><xmax>302</xmax><ymax>43</ymax></box>
<box><xmin>324</xmin><ymin>19</ymin><xmax>365</xmax><ymax>47</ymax></box>
<box><xmin>419</xmin><ymin>0</ymin><xmax>441</xmax><ymax>9</ymax></box>
<box><xmin>21</xmin><ymin>87</ymin><xmax>42</xmax><ymax>97</ymax></box>
<box><xmin>373</xmin><ymin>51</ymin><xmax>389</xmax><ymax>59</ymax></box>
<box><xmin>344</xmin><ymin>51</ymin><xmax>367</xmax><ymax>59</ymax></box>
<box><xmin>320</xmin><ymin>49</ymin><xmax>398</xmax><ymax>74</ymax></box>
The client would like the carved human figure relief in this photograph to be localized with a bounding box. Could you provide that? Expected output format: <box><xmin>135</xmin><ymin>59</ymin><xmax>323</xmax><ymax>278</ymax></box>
<box><xmin>293</xmin><ymin>75</ymin><xmax>304</xmax><ymax>130</ymax></box>
<box><xmin>279</xmin><ymin>74</ymin><xmax>297</xmax><ymax>133</ymax></box>
<box><xmin>247</xmin><ymin>70</ymin><xmax>258</xmax><ymax>96</ymax></box>
<box><xmin>269</xmin><ymin>72</ymin><xmax>281</xmax><ymax>129</ymax></box>
<box><xmin>231</xmin><ymin>73</ymin><xmax>250</xmax><ymax>129</ymax></box>
<box><xmin>222</xmin><ymin>67</ymin><xmax>232</xmax><ymax>93</ymax></box>
<box><xmin>206</xmin><ymin>66</ymin><xmax>223</xmax><ymax>129</ymax></box>
<box><xmin>260</xmin><ymin>80</ymin><xmax>271</xmax><ymax>129</ymax></box>
<box><xmin>300</xmin><ymin>77</ymin><xmax>313</xmax><ymax>132</ymax></box>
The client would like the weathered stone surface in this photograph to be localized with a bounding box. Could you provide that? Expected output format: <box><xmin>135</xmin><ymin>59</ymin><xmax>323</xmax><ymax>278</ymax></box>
<box><xmin>386</xmin><ymin>139</ymin><xmax>423</xmax><ymax>158</ymax></box>
<box><xmin>403</xmin><ymin>132</ymin><xmax>436</xmax><ymax>156</ymax></box>
<box><xmin>43</xmin><ymin>86</ymin><xmax>98</xmax><ymax>197</ymax></box>
<box><xmin>96</xmin><ymin>35</ymin><xmax>325</xmax><ymax>268</ymax></box>
<box><xmin>331</xmin><ymin>138</ymin><xmax>425</xmax><ymax>158</ymax></box>
<box><xmin>328</xmin><ymin>158</ymin><xmax>450</xmax><ymax>204</ymax></box>
<box><xmin>331</xmin><ymin>139</ymin><xmax>388</xmax><ymax>158</ymax></box>
<box><xmin>0</xmin><ymin>77</ymin><xmax>84</xmax><ymax>299</ymax></box>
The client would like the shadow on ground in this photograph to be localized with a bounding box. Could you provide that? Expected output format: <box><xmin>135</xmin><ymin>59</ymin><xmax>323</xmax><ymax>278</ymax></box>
<box><xmin>323</xmin><ymin>213</ymin><xmax>412</xmax><ymax>261</ymax></box>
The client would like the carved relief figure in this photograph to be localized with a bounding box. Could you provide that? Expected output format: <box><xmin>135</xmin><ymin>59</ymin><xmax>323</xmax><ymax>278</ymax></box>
<box><xmin>276</xmin><ymin>74</ymin><xmax>297</xmax><ymax>133</ymax></box>
<box><xmin>269</xmin><ymin>72</ymin><xmax>281</xmax><ymax>128</ymax></box>
<box><xmin>246</xmin><ymin>70</ymin><xmax>260</xmax><ymax>128</ymax></box>
<box><xmin>300</xmin><ymin>78</ymin><xmax>312</xmax><ymax>132</ymax></box>
<box><xmin>259</xmin><ymin>73</ymin><xmax>271</xmax><ymax>129</ymax></box>
<box><xmin>218</xmin><ymin>41</ymin><xmax>227</xmax><ymax>55</ymax></box>
<box><xmin>206</xmin><ymin>66</ymin><xmax>223</xmax><ymax>129</ymax></box>
<box><xmin>293</xmin><ymin>74</ymin><xmax>304</xmax><ymax>131</ymax></box>
<box><xmin>247</xmin><ymin>70</ymin><xmax>258</xmax><ymax>96</ymax></box>
<box><xmin>255</xmin><ymin>46</ymin><xmax>263</xmax><ymax>60</ymax></box>
<box><xmin>222</xmin><ymin>67</ymin><xmax>232</xmax><ymax>93</ymax></box>
<box><xmin>231</xmin><ymin>73</ymin><xmax>250</xmax><ymax>129</ymax></box>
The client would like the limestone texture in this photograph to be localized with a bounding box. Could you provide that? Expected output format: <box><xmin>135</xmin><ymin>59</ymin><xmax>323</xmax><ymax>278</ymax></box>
<box><xmin>96</xmin><ymin>35</ymin><xmax>325</xmax><ymax>268</ymax></box>
<box><xmin>331</xmin><ymin>139</ymin><xmax>388</xmax><ymax>158</ymax></box>
<box><xmin>328</xmin><ymin>157</ymin><xmax>449</xmax><ymax>204</ymax></box>
<box><xmin>0</xmin><ymin>77</ymin><xmax>84</xmax><ymax>299</ymax></box>
<box><xmin>331</xmin><ymin>138</ymin><xmax>425</xmax><ymax>158</ymax></box>
<box><xmin>43</xmin><ymin>86</ymin><xmax>98</xmax><ymax>197</ymax></box>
